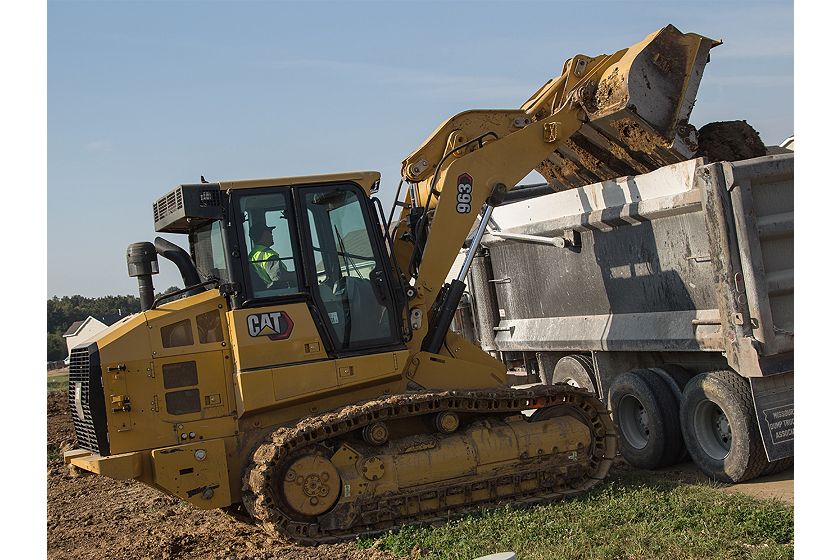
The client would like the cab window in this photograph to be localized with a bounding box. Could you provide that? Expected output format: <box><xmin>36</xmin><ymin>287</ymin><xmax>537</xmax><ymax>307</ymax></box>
<box><xmin>238</xmin><ymin>191</ymin><xmax>300</xmax><ymax>299</ymax></box>
<box><xmin>192</xmin><ymin>221</ymin><xmax>231</xmax><ymax>284</ymax></box>
<box><xmin>302</xmin><ymin>186</ymin><xmax>398</xmax><ymax>350</ymax></box>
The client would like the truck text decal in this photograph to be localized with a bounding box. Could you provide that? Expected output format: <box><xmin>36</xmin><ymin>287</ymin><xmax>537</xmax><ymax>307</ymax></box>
<box><xmin>763</xmin><ymin>405</ymin><xmax>794</xmax><ymax>444</ymax></box>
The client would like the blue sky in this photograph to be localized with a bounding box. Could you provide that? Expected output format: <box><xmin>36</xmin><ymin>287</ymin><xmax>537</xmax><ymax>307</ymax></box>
<box><xmin>48</xmin><ymin>0</ymin><xmax>793</xmax><ymax>297</ymax></box>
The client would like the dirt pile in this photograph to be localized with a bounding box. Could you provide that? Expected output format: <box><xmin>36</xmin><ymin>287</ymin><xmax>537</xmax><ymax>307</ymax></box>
<box><xmin>696</xmin><ymin>120</ymin><xmax>767</xmax><ymax>163</ymax></box>
<box><xmin>47</xmin><ymin>392</ymin><xmax>398</xmax><ymax>560</ymax></box>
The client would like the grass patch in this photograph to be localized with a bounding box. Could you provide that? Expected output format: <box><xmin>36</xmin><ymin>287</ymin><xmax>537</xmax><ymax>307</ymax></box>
<box><xmin>48</xmin><ymin>374</ymin><xmax>69</xmax><ymax>393</ymax></box>
<box><xmin>47</xmin><ymin>442</ymin><xmax>62</xmax><ymax>463</ymax></box>
<box><xmin>360</xmin><ymin>468</ymin><xmax>793</xmax><ymax>560</ymax></box>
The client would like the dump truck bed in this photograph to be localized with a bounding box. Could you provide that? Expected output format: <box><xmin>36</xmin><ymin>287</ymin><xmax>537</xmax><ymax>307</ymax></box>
<box><xmin>466</xmin><ymin>152</ymin><xmax>793</xmax><ymax>378</ymax></box>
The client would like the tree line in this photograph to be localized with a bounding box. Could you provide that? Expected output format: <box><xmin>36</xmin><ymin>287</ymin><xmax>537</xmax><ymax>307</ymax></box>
<box><xmin>47</xmin><ymin>289</ymin><xmax>178</xmax><ymax>361</ymax></box>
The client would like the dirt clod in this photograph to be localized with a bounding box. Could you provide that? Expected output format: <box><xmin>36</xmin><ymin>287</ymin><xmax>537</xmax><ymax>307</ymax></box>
<box><xmin>696</xmin><ymin>120</ymin><xmax>767</xmax><ymax>163</ymax></box>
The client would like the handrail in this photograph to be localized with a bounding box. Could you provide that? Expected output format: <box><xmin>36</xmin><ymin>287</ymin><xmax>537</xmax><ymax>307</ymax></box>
<box><xmin>151</xmin><ymin>279</ymin><xmax>220</xmax><ymax>309</ymax></box>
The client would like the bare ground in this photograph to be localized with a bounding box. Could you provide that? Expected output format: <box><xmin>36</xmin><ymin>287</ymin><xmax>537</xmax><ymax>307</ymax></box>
<box><xmin>651</xmin><ymin>460</ymin><xmax>793</xmax><ymax>504</ymax></box>
<box><xmin>46</xmin><ymin>391</ymin><xmax>398</xmax><ymax>560</ymax></box>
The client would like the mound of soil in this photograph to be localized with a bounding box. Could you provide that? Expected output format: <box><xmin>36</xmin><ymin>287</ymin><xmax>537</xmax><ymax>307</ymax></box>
<box><xmin>46</xmin><ymin>392</ymin><xmax>397</xmax><ymax>560</ymax></box>
<box><xmin>696</xmin><ymin>120</ymin><xmax>767</xmax><ymax>163</ymax></box>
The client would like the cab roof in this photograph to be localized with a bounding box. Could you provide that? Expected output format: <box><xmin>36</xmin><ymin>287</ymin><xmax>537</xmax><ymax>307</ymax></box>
<box><xmin>219</xmin><ymin>170</ymin><xmax>381</xmax><ymax>194</ymax></box>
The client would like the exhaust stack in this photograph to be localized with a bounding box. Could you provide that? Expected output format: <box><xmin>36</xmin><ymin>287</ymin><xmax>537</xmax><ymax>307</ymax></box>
<box><xmin>127</xmin><ymin>242</ymin><xmax>159</xmax><ymax>311</ymax></box>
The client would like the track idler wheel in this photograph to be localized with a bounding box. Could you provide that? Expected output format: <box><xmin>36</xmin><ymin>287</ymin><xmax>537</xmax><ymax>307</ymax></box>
<box><xmin>281</xmin><ymin>452</ymin><xmax>341</xmax><ymax>518</ymax></box>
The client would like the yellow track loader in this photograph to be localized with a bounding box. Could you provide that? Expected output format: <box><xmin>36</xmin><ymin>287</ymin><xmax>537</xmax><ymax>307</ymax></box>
<box><xmin>65</xmin><ymin>25</ymin><xmax>718</xmax><ymax>543</ymax></box>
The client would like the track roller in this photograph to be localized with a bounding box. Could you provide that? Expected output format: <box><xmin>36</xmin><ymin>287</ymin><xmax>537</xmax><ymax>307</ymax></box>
<box><xmin>434</xmin><ymin>411</ymin><xmax>460</xmax><ymax>433</ymax></box>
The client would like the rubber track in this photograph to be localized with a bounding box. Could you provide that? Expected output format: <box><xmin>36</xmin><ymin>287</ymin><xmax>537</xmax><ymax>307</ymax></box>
<box><xmin>242</xmin><ymin>385</ymin><xmax>616</xmax><ymax>545</ymax></box>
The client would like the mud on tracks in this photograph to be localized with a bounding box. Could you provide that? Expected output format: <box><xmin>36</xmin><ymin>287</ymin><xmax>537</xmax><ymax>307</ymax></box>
<box><xmin>46</xmin><ymin>392</ymin><xmax>397</xmax><ymax>560</ymax></box>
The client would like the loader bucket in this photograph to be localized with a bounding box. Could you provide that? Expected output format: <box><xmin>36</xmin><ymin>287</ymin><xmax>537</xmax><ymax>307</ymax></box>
<box><xmin>523</xmin><ymin>24</ymin><xmax>721</xmax><ymax>190</ymax></box>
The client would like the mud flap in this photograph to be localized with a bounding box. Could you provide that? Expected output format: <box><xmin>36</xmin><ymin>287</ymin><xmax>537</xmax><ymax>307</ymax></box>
<box><xmin>750</xmin><ymin>372</ymin><xmax>793</xmax><ymax>461</ymax></box>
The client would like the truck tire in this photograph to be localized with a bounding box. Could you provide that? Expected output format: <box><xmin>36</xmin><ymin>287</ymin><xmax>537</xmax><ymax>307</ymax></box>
<box><xmin>550</xmin><ymin>355</ymin><xmax>598</xmax><ymax>396</ymax></box>
<box><xmin>608</xmin><ymin>369</ymin><xmax>683</xmax><ymax>469</ymax></box>
<box><xmin>680</xmin><ymin>370</ymin><xmax>769</xmax><ymax>483</ymax></box>
<box><xmin>649</xmin><ymin>365</ymin><xmax>695</xmax><ymax>462</ymax></box>
<box><xmin>653</xmin><ymin>364</ymin><xmax>694</xmax><ymax>392</ymax></box>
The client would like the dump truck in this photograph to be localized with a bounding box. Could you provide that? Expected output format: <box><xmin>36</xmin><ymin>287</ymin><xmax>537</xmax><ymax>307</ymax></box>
<box><xmin>64</xmin><ymin>25</ymin><xmax>720</xmax><ymax>542</ymax></box>
<box><xmin>453</xmin><ymin>149</ymin><xmax>794</xmax><ymax>483</ymax></box>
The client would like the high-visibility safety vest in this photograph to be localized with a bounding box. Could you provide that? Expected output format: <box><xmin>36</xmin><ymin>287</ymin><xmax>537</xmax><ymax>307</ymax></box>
<box><xmin>249</xmin><ymin>244</ymin><xmax>280</xmax><ymax>285</ymax></box>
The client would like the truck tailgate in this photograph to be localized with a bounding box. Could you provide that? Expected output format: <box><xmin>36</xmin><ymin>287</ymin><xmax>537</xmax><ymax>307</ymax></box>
<box><xmin>701</xmin><ymin>153</ymin><xmax>794</xmax><ymax>362</ymax></box>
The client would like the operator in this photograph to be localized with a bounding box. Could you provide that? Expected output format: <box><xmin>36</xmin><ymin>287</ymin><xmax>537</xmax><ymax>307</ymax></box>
<box><xmin>249</xmin><ymin>224</ymin><xmax>293</xmax><ymax>289</ymax></box>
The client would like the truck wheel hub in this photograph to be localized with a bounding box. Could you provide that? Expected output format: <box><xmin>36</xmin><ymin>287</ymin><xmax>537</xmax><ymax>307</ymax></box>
<box><xmin>694</xmin><ymin>400</ymin><xmax>732</xmax><ymax>460</ymax></box>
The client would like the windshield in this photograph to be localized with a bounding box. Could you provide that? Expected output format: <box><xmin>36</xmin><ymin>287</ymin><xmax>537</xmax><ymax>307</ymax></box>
<box><xmin>191</xmin><ymin>221</ymin><xmax>230</xmax><ymax>283</ymax></box>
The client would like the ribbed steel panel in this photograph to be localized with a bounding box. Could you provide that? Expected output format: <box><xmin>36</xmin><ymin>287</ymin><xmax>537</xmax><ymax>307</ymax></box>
<box><xmin>68</xmin><ymin>343</ymin><xmax>109</xmax><ymax>455</ymax></box>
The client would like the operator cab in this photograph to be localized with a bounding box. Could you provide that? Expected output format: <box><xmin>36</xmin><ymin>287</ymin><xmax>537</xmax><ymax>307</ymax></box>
<box><xmin>152</xmin><ymin>172</ymin><xmax>405</xmax><ymax>354</ymax></box>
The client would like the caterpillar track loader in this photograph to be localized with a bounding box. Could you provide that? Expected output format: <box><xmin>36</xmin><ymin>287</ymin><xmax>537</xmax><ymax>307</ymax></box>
<box><xmin>65</xmin><ymin>25</ymin><xmax>718</xmax><ymax>543</ymax></box>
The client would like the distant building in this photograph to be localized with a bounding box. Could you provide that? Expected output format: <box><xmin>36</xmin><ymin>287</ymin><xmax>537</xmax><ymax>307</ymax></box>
<box><xmin>63</xmin><ymin>312</ymin><xmax>126</xmax><ymax>355</ymax></box>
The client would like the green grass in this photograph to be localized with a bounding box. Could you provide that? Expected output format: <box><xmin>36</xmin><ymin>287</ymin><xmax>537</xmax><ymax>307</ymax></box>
<box><xmin>359</xmin><ymin>468</ymin><xmax>793</xmax><ymax>560</ymax></box>
<box><xmin>47</xmin><ymin>442</ymin><xmax>62</xmax><ymax>463</ymax></box>
<box><xmin>47</xmin><ymin>373</ymin><xmax>69</xmax><ymax>393</ymax></box>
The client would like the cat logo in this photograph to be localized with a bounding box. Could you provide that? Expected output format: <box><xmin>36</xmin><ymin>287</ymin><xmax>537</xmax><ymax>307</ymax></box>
<box><xmin>246</xmin><ymin>311</ymin><xmax>294</xmax><ymax>341</ymax></box>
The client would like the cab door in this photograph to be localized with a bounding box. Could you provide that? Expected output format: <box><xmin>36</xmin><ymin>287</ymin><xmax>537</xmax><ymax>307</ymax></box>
<box><xmin>298</xmin><ymin>183</ymin><xmax>406</xmax><ymax>388</ymax></box>
<box><xmin>228</xmin><ymin>187</ymin><xmax>337</xmax><ymax>413</ymax></box>
<box><xmin>227</xmin><ymin>182</ymin><xmax>406</xmax><ymax>417</ymax></box>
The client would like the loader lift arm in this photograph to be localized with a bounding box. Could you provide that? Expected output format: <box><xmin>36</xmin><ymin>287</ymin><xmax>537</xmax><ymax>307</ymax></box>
<box><xmin>392</xmin><ymin>24</ymin><xmax>719</xmax><ymax>354</ymax></box>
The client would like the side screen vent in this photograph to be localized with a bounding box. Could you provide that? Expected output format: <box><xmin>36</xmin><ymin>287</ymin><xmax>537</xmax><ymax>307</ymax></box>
<box><xmin>154</xmin><ymin>189</ymin><xmax>184</xmax><ymax>223</ymax></box>
<box><xmin>163</xmin><ymin>361</ymin><xmax>199</xmax><ymax>389</ymax></box>
<box><xmin>165</xmin><ymin>389</ymin><xmax>202</xmax><ymax>415</ymax></box>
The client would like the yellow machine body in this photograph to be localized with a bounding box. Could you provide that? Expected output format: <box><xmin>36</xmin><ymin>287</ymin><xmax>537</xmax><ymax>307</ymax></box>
<box><xmin>66</xmin><ymin>25</ymin><xmax>718</xmax><ymax>542</ymax></box>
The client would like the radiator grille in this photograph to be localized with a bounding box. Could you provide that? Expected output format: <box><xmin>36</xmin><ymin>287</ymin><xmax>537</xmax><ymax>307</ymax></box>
<box><xmin>68</xmin><ymin>344</ymin><xmax>109</xmax><ymax>455</ymax></box>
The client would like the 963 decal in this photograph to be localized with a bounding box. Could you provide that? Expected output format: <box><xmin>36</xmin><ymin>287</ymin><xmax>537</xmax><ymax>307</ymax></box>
<box><xmin>456</xmin><ymin>173</ymin><xmax>472</xmax><ymax>214</ymax></box>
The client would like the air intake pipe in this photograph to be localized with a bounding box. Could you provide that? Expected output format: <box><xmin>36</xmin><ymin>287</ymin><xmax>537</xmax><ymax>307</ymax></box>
<box><xmin>126</xmin><ymin>242</ymin><xmax>159</xmax><ymax>311</ymax></box>
<box><xmin>153</xmin><ymin>237</ymin><xmax>204</xmax><ymax>296</ymax></box>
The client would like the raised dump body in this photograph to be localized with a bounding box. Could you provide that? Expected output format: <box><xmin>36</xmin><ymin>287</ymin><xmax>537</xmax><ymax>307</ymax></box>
<box><xmin>458</xmin><ymin>152</ymin><xmax>793</xmax><ymax>482</ymax></box>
